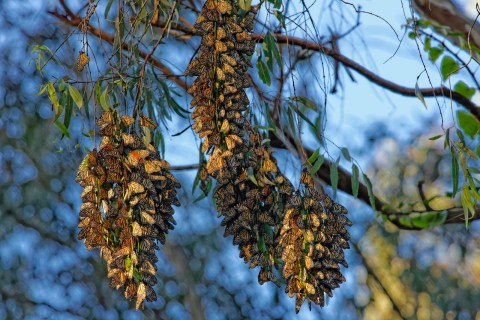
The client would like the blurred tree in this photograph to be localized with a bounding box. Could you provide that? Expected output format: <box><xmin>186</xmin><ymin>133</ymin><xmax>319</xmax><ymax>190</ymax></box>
<box><xmin>1</xmin><ymin>0</ymin><xmax>480</xmax><ymax>319</ymax></box>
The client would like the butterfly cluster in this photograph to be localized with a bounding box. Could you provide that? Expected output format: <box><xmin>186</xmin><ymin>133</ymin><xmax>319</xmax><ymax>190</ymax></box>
<box><xmin>186</xmin><ymin>0</ymin><xmax>295</xmax><ymax>286</ymax></box>
<box><xmin>76</xmin><ymin>110</ymin><xmax>180</xmax><ymax>309</ymax></box>
<box><xmin>184</xmin><ymin>0</ymin><xmax>352</xmax><ymax>313</ymax></box>
<box><xmin>279</xmin><ymin>170</ymin><xmax>352</xmax><ymax>312</ymax></box>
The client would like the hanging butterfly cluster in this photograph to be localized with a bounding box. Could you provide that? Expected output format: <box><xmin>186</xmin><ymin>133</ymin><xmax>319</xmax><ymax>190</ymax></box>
<box><xmin>76</xmin><ymin>110</ymin><xmax>180</xmax><ymax>309</ymax></box>
<box><xmin>184</xmin><ymin>0</ymin><xmax>351</xmax><ymax>313</ymax></box>
<box><xmin>185</xmin><ymin>0</ymin><xmax>294</xmax><ymax>286</ymax></box>
<box><xmin>279</xmin><ymin>170</ymin><xmax>351</xmax><ymax>312</ymax></box>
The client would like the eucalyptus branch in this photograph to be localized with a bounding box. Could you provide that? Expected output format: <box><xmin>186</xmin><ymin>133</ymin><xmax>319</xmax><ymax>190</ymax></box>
<box><xmin>50</xmin><ymin>4</ymin><xmax>480</xmax><ymax>229</ymax></box>
<box><xmin>151</xmin><ymin>19</ymin><xmax>480</xmax><ymax>121</ymax></box>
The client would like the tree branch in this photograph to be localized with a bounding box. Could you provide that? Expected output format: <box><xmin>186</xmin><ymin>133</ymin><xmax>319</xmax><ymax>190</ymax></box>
<box><xmin>251</xmin><ymin>33</ymin><xmax>480</xmax><ymax>121</ymax></box>
<box><xmin>50</xmin><ymin>5</ymin><xmax>480</xmax><ymax>229</ymax></box>
<box><xmin>151</xmin><ymin>20</ymin><xmax>480</xmax><ymax>121</ymax></box>
<box><xmin>269</xmin><ymin>133</ymin><xmax>480</xmax><ymax>229</ymax></box>
<box><xmin>48</xmin><ymin>10</ymin><xmax>188</xmax><ymax>91</ymax></box>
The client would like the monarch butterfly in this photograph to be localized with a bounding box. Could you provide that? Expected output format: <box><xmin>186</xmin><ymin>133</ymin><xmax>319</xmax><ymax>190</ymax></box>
<box><xmin>202</xmin><ymin>9</ymin><xmax>219</xmax><ymax>22</ymax></box>
<box><xmin>185</xmin><ymin>59</ymin><xmax>207</xmax><ymax>76</ymax></box>
<box><xmin>235</xmin><ymin>31</ymin><xmax>251</xmax><ymax>43</ymax></box>
<box><xmin>76</xmin><ymin>51</ymin><xmax>90</xmax><ymax>72</ymax></box>
<box><xmin>235</xmin><ymin>41</ymin><xmax>255</xmax><ymax>55</ymax></box>
<box><xmin>138</xmin><ymin>262</ymin><xmax>156</xmax><ymax>279</ymax></box>
<box><xmin>144</xmin><ymin>160</ymin><xmax>162</xmax><ymax>174</ymax></box>
<box><xmin>145</xmin><ymin>284</ymin><xmax>157</xmax><ymax>302</ymax></box>
<box><xmin>141</xmin><ymin>273</ymin><xmax>157</xmax><ymax>287</ymax></box>
<box><xmin>140</xmin><ymin>210</ymin><xmax>155</xmax><ymax>225</ymax></box>
<box><xmin>139</xmin><ymin>114</ymin><xmax>157</xmax><ymax>129</ymax></box>
<box><xmin>121</xmin><ymin>115</ymin><xmax>135</xmax><ymax>127</ymax></box>
<box><xmin>81</xmin><ymin>185</ymin><xmax>97</xmax><ymax>203</ymax></box>
<box><xmin>224</xmin><ymin>21</ymin><xmax>242</xmax><ymax>34</ymax></box>
<box><xmin>214</xmin><ymin>40</ymin><xmax>228</xmax><ymax>53</ymax></box>
<box><xmin>243</xmin><ymin>14</ymin><xmax>255</xmax><ymax>31</ymax></box>
<box><xmin>135</xmin><ymin>282</ymin><xmax>146</xmax><ymax>310</ymax></box>
<box><xmin>125</xmin><ymin>280</ymin><xmax>137</xmax><ymax>300</ymax></box>
<box><xmin>194</xmin><ymin>21</ymin><xmax>215</xmax><ymax>35</ymax></box>
<box><xmin>216</xmin><ymin>67</ymin><xmax>226</xmax><ymax>81</ymax></box>
<box><xmin>216</xmin><ymin>0</ymin><xmax>232</xmax><ymax>14</ymax></box>
<box><xmin>202</xmin><ymin>33</ymin><xmax>216</xmax><ymax>47</ymax></box>
<box><xmin>232</xmin><ymin>229</ymin><xmax>250</xmax><ymax>246</ymax></box>
<box><xmin>99</xmin><ymin>123</ymin><xmax>116</xmax><ymax>137</ymax></box>
<box><xmin>216</xmin><ymin>27</ymin><xmax>227</xmax><ymax>40</ymax></box>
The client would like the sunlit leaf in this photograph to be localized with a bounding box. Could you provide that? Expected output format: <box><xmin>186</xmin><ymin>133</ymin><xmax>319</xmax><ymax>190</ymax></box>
<box><xmin>68</xmin><ymin>85</ymin><xmax>83</xmax><ymax>109</ymax></box>
<box><xmin>238</xmin><ymin>0</ymin><xmax>252</xmax><ymax>11</ymax></box>
<box><xmin>47</xmin><ymin>82</ymin><xmax>61</xmax><ymax>119</ymax></box>
<box><xmin>100</xmin><ymin>87</ymin><xmax>112</xmax><ymax>111</ymax></box>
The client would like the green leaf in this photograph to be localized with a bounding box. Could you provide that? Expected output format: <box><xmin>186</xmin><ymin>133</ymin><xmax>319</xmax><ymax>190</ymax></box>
<box><xmin>290</xmin><ymin>96</ymin><xmax>319</xmax><ymax>111</ymax></box>
<box><xmin>54</xmin><ymin>119</ymin><xmax>70</xmax><ymax>139</ymax></box>
<box><xmin>47</xmin><ymin>82</ymin><xmax>61</xmax><ymax>120</ymax></box>
<box><xmin>415</xmin><ymin>80</ymin><xmax>427</xmax><ymax>109</ymax></box>
<box><xmin>267</xmin><ymin>0</ymin><xmax>282</xmax><ymax>9</ymax></box>
<box><xmin>290</xmin><ymin>103</ymin><xmax>316</xmax><ymax>129</ymax></box>
<box><xmin>454</xmin><ymin>81</ymin><xmax>476</xmax><ymax>99</ymax></box>
<box><xmin>424</xmin><ymin>36</ymin><xmax>431</xmax><ymax>51</ymax></box>
<box><xmin>308</xmin><ymin>155</ymin><xmax>324</xmax><ymax>176</ymax></box>
<box><xmin>410</xmin><ymin>211</ymin><xmax>447</xmax><ymax>229</ymax></box>
<box><xmin>330</xmin><ymin>162</ymin><xmax>339</xmax><ymax>199</ymax></box>
<box><xmin>247</xmin><ymin>167</ymin><xmax>258</xmax><ymax>186</ymax></box>
<box><xmin>238</xmin><ymin>0</ymin><xmax>252</xmax><ymax>11</ymax></box>
<box><xmin>105</xmin><ymin>0</ymin><xmax>114</xmax><ymax>18</ymax></box>
<box><xmin>429</xmin><ymin>134</ymin><xmax>443</xmax><ymax>141</ymax></box>
<box><xmin>457</xmin><ymin>110</ymin><xmax>480</xmax><ymax>139</ymax></box>
<box><xmin>399</xmin><ymin>216</ymin><xmax>413</xmax><ymax>227</ymax></box>
<box><xmin>428</xmin><ymin>46</ymin><xmax>443</xmax><ymax>62</ymax></box>
<box><xmin>100</xmin><ymin>87</ymin><xmax>112</xmax><ymax>111</ymax></box>
<box><xmin>264</xmin><ymin>32</ymin><xmax>282</xmax><ymax>69</ymax></box>
<box><xmin>306</xmin><ymin>149</ymin><xmax>319</xmax><ymax>166</ymax></box>
<box><xmin>440</xmin><ymin>56</ymin><xmax>459</xmax><ymax>81</ymax></box>
<box><xmin>341</xmin><ymin>147</ymin><xmax>351</xmax><ymax>162</ymax></box>
<box><xmin>351</xmin><ymin>164</ymin><xmax>360</xmax><ymax>198</ymax></box>
<box><xmin>363</xmin><ymin>173</ymin><xmax>376</xmax><ymax>210</ymax></box>
<box><xmin>256</xmin><ymin>59</ymin><xmax>271</xmax><ymax>86</ymax></box>
<box><xmin>63</xmin><ymin>93</ymin><xmax>73</xmax><ymax>133</ymax></box>
<box><xmin>68</xmin><ymin>85</ymin><xmax>83</xmax><ymax>109</ymax></box>
<box><xmin>461</xmin><ymin>185</ymin><xmax>475</xmax><ymax>226</ymax></box>
<box><xmin>194</xmin><ymin>180</ymin><xmax>212</xmax><ymax>203</ymax></box>
<box><xmin>274</xmin><ymin>10</ymin><xmax>286</xmax><ymax>29</ymax></box>
<box><xmin>451</xmin><ymin>148</ymin><xmax>459</xmax><ymax>197</ymax></box>
<box><xmin>444</xmin><ymin>128</ymin><xmax>450</xmax><ymax>148</ymax></box>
